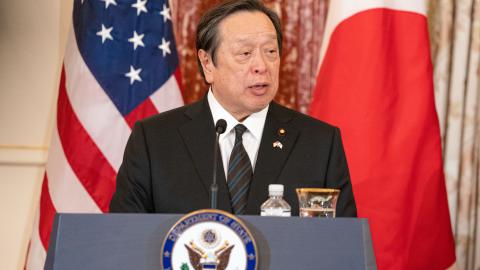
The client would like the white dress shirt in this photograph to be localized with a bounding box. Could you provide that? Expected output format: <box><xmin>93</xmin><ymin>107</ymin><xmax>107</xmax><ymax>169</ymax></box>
<box><xmin>207</xmin><ymin>90</ymin><xmax>268</xmax><ymax>179</ymax></box>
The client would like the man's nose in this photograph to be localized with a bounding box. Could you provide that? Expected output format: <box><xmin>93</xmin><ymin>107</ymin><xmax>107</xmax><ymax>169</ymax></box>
<box><xmin>251</xmin><ymin>52</ymin><xmax>267</xmax><ymax>74</ymax></box>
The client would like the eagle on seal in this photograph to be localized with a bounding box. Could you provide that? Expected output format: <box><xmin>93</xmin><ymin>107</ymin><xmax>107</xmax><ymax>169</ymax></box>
<box><xmin>185</xmin><ymin>240</ymin><xmax>235</xmax><ymax>270</ymax></box>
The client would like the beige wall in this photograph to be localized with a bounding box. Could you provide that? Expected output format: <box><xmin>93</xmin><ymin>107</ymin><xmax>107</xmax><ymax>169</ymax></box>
<box><xmin>0</xmin><ymin>0</ymin><xmax>73</xmax><ymax>269</ymax></box>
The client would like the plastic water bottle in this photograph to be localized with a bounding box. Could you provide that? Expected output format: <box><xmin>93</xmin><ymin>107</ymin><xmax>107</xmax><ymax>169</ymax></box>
<box><xmin>260</xmin><ymin>184</ymin><xmax>291</xmax><ymax>217</ymax></box>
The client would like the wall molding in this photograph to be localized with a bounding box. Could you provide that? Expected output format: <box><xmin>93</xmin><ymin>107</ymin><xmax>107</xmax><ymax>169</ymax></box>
<box><xmin>0</xmin><ymin>144</ymin><xmax>48</xmax><ymax>166</ymax></box>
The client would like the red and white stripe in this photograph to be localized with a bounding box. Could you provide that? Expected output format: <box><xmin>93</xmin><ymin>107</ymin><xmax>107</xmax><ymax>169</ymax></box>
<box><xmin>25</xmin><ymin>24</ymin><xmax>183</xmax><ymax>269</ymax></box>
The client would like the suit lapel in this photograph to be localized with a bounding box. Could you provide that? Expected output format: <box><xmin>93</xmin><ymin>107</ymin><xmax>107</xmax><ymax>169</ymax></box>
<box><xmin>245</xmin><ymin>103</ymin><xmax>299</xmax><ymax>214</ymax></box>
<box><xmin>178</xmin><ymin>98</ymin><xmax>232</xmax><ymax>213</ymax></box>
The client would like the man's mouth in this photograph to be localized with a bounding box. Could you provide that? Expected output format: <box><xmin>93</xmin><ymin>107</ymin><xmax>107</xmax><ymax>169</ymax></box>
<box><xmin>248</xmin><ymin>83</ymin><xmax>269</xmax><ymax>92</ymax></box>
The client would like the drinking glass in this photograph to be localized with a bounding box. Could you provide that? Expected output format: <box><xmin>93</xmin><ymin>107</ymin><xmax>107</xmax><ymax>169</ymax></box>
<box><xmin>296</xmin><ymin>188</ymin><xmax>340</xmax><ymax>218</ymax></box>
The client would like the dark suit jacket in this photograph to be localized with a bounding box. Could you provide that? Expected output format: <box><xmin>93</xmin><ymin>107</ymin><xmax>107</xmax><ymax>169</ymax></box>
<box><xmin>110</xmin><ymin>98</ymin><xmax>357</xmax><ymax>216</ymax></box>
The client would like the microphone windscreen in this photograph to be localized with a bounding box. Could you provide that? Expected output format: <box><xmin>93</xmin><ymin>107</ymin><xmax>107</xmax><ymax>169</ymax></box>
<box><xmin>215</xmin><ymin>119</ymin><xmax>227</xmax><ymax>134</ymax></box>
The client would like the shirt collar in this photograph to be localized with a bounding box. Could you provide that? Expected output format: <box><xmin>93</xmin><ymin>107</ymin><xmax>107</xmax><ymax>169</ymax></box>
<box><xmin>207</xmin><ymin>89</ymin><xmax>268</xmax><ymax>140</ymax></box>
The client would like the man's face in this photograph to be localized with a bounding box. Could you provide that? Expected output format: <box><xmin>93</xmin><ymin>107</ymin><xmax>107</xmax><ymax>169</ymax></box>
<box><xmin>199</xmin><ymin>11</ymin><xmax>280</xmax><ymax>120</ymax></box>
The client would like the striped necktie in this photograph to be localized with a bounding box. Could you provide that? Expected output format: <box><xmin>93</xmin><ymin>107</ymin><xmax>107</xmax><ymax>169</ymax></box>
<box><xmin>227</xmin><ymin>124</ymin><xmax>253</xmax><ymax>215</ymax></box>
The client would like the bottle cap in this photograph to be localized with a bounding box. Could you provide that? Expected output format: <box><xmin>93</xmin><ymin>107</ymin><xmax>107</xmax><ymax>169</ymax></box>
<box><xmin>268</xmin><ymin>184</ymin><xmax>284</xmax><ymax>196</ymax></box>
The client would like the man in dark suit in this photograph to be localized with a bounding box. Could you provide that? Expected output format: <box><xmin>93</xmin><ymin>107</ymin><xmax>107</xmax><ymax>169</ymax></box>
<box><xmin>110</xmin><ymin>0</ymin><xmax>357</xmax><ymax>217</ymax></box>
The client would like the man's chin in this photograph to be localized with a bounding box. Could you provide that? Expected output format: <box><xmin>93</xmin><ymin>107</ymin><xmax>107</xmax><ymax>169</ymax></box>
<box><xmin>248</xmin><ymin>103</ymin><xmax>270</xmax><ymax>114</ymax></box>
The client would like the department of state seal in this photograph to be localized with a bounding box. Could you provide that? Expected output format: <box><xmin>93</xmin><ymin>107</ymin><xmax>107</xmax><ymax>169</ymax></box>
<box><xmin>161</xmin><ymin>209</ymin><xmax>258</xmax><ymax>270</ymax></box>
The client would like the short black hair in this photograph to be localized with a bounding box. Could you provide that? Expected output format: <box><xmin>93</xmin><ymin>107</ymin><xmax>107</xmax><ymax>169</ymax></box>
<box><xmin>195</xmin><ymin>0</ymin><xmax>282</xmax><ymax>81</ymax></box>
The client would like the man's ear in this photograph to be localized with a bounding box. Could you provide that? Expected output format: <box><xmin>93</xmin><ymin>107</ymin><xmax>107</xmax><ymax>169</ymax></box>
<box><xmin>198</xmin><ymin>49</ymin><xmax>214</xmax><ymax>83</ymax></box>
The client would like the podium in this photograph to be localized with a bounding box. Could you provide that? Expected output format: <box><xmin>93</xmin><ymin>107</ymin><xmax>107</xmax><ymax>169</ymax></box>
<box><xmin>45</xmin><ymin>213</ymin><xmax>376</xmax><ymax>269</ymax></box>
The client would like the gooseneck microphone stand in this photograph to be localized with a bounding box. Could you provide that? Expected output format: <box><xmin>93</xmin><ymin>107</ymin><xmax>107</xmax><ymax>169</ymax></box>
<box><xmin>211</xmin><ymin>119</ymin><xmax>227</xmax><ymax>209</ymax></box>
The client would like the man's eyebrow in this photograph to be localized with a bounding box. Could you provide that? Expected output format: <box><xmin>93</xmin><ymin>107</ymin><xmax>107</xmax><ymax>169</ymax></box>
<box><xmin>232</xmin><ymin>33</ymin><xmax>277</xmax><ymax>43</ymax></box>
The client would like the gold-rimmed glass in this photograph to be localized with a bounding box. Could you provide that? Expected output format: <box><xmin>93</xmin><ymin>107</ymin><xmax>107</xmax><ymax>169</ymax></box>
<box><xmin>296</xmin><ymin>188</ymin><xmax>340</xmax><ymax>218</ymax></box>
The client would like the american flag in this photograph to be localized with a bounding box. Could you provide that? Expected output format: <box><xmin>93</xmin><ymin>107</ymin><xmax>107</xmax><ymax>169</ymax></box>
<box><xmin>25</xmin><ymin>0</ymin><xmax>183</xmax><ymax>268</ymax></box>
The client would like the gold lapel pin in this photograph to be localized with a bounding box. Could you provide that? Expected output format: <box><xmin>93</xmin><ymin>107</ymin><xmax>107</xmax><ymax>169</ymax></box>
<box><xmin>278</xmin><ymin>128</ymin><xmax>286</xmax><ymax>136</ymax></box>
<box><xmin>273</xmin><ymin>141</ymin><xmax>283</xmax><ymax>149</ymax></box>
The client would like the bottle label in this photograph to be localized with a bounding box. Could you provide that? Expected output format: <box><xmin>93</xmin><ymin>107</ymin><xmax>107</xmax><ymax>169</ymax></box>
<box><xmin>261</xmin><ymin>208</ymin><xmax>291</xmax><ymax>217</ymax></box>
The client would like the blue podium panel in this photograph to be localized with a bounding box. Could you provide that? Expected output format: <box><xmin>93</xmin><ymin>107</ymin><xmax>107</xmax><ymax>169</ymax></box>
<box><xmin>45</xmin><ymin>214</ymin><xmax>376</xmax><ymax>270</ymax></box>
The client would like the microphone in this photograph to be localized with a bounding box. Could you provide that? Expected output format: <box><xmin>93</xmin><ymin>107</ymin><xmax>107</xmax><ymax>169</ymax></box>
<box><xmin>211</xmin><ymin>119</ymin><xmax>227</xmax><ymax>209</ymax></box>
